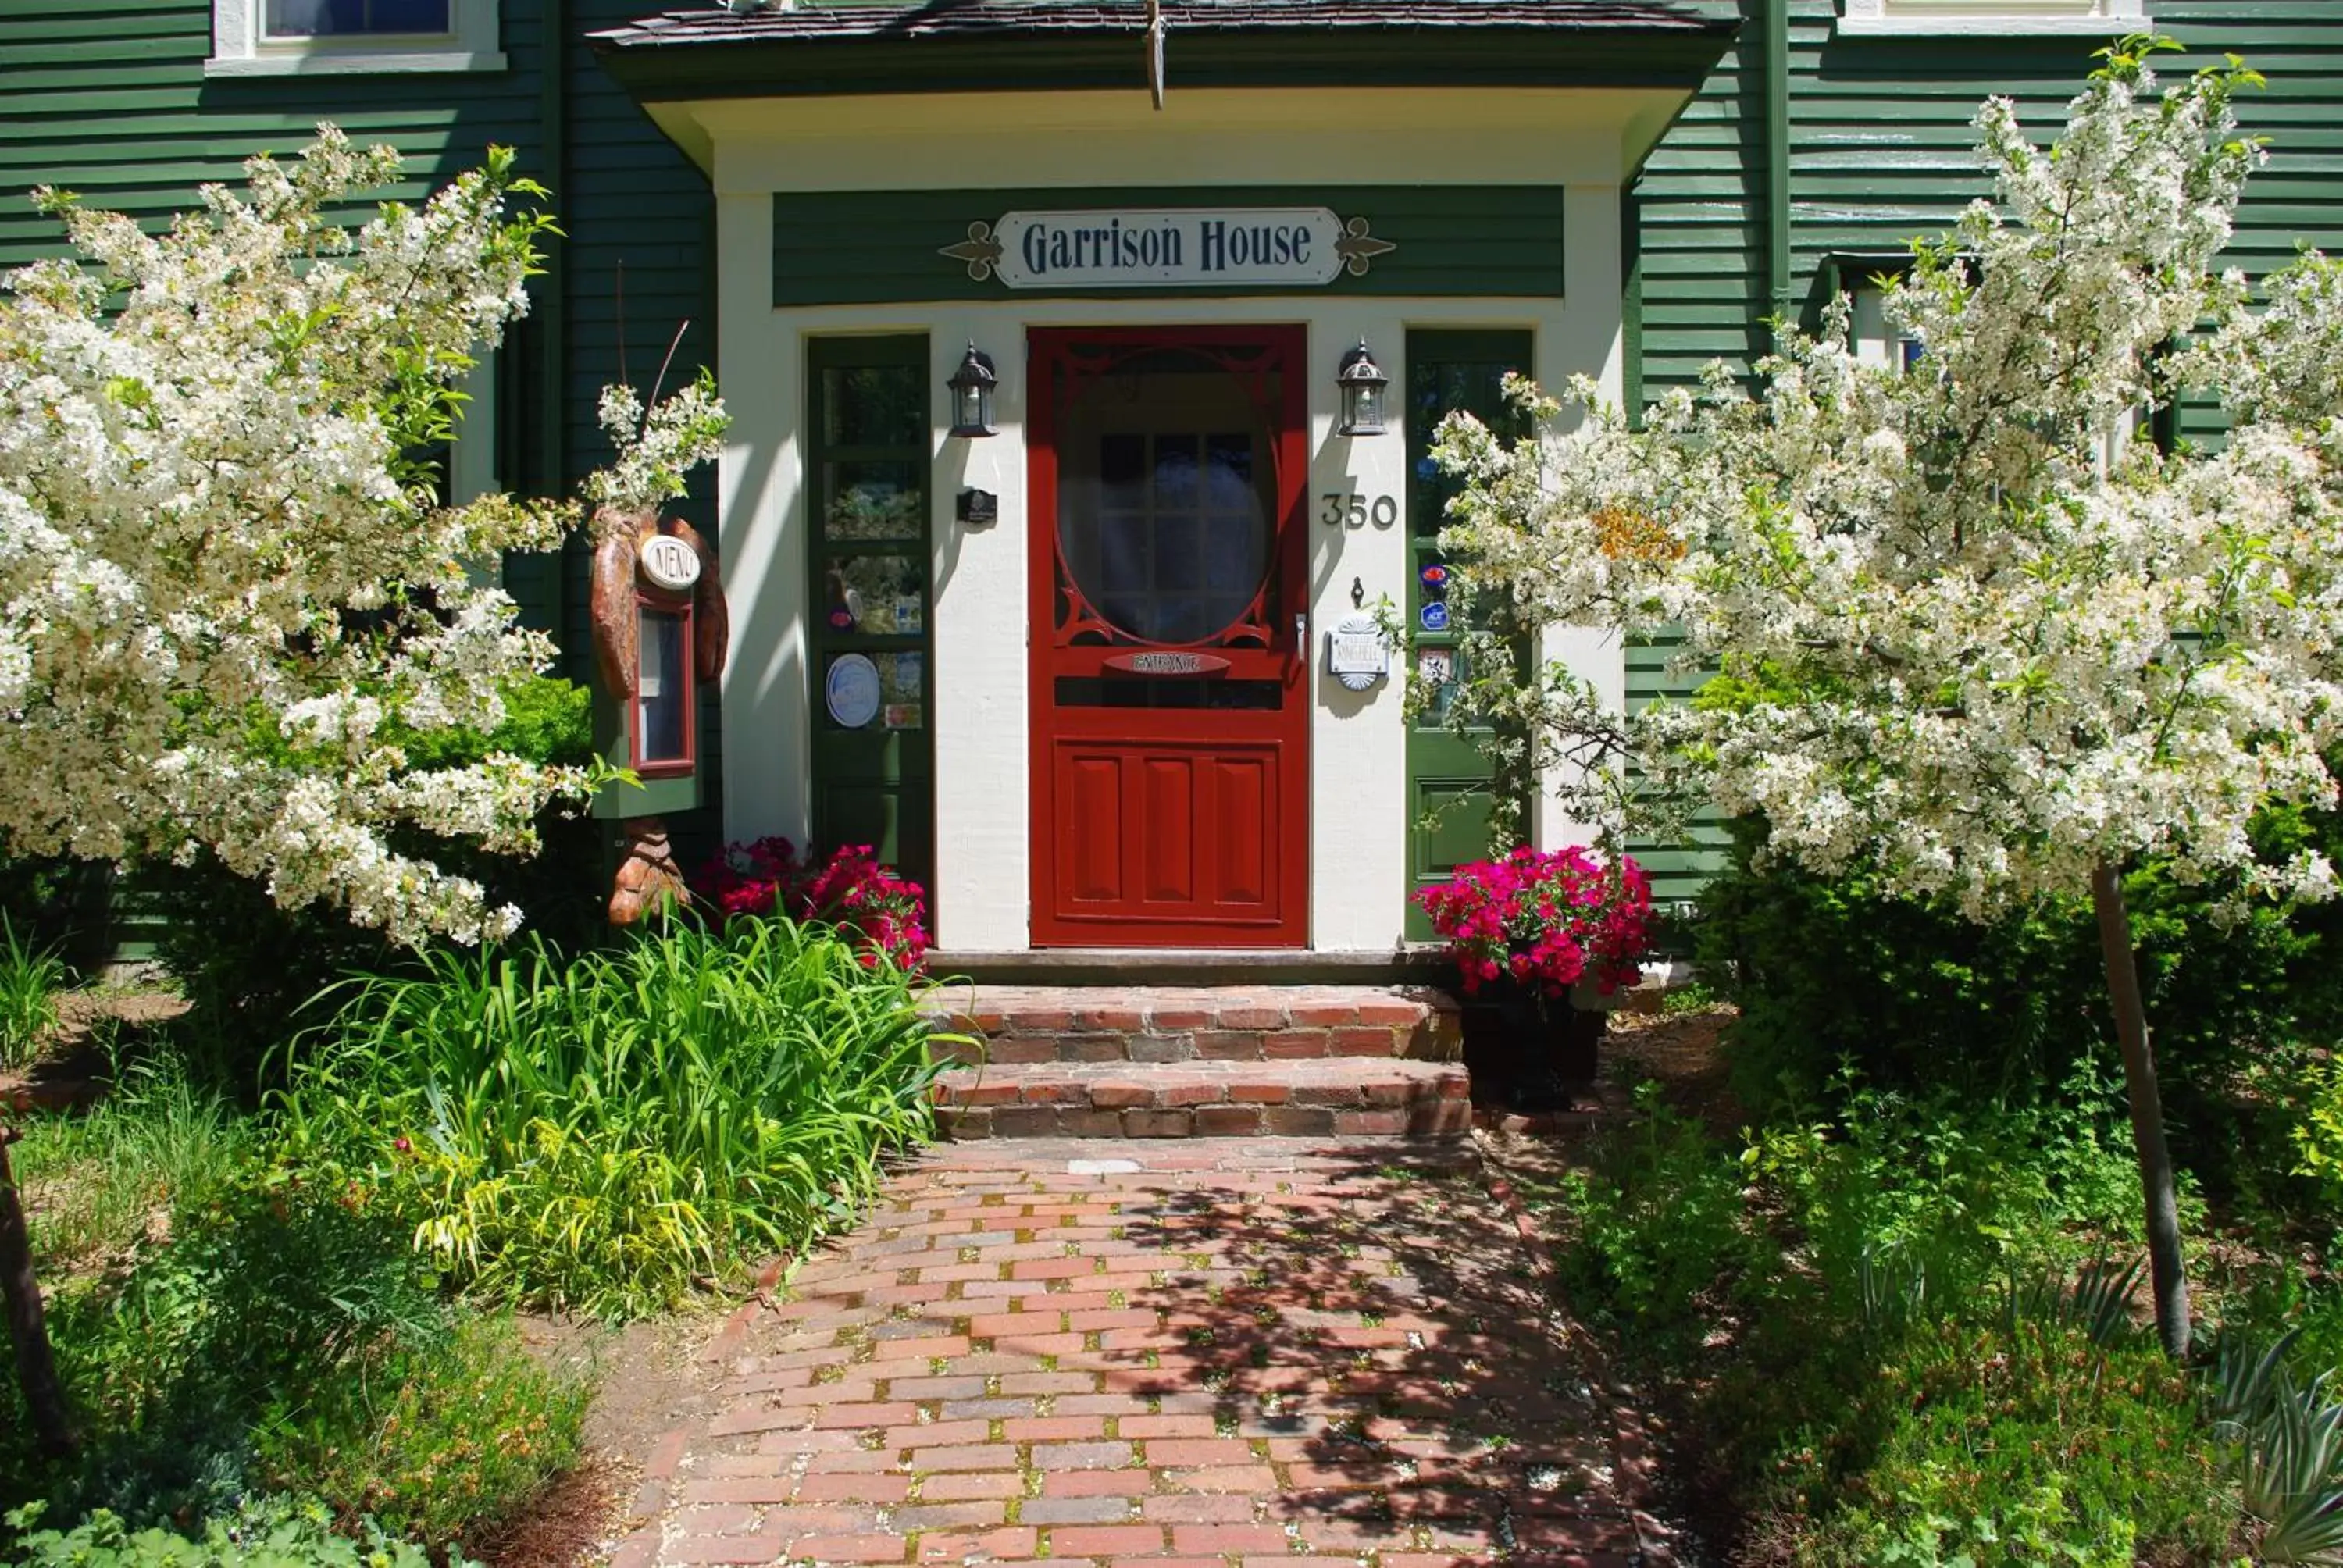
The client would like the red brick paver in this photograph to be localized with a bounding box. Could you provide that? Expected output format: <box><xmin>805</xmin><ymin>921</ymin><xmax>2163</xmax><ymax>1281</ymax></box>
<box><xmin>620</xmin><ymin>1139</ymin><xmax>1651</xmax><ymax>1567</ymax></box>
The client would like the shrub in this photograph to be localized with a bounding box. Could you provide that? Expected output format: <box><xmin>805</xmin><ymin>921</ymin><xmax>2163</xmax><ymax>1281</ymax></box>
<box><xmin>144</xmin><ymin>675</ymin><xmax>601</xmax><ymax>1093</ymax></box>
<box><xmin>254</xmin><ymin>1315</ymin><xmax>586</xmax><ymax>1557</ymax></box>
<box><xmin>0</xmin><ymin>913</ymin><xmax>66</xmax><ymax>1071</ymax></box>
<box><xmin>1548</xmin><ymin>1084</ymin><xmax>1759</xmax><ymax>1351</ymax></box>
<box><xmin>1695</xmin><ymin>811</ymin><xmax>2342</xmax><ymax>1155</ymax></box>
<box><xmin>282</xmin><ymin>918</ymin><xmax>948</xmax><ymax>1317</ymax></box>
<box><xmin>695</xmin><ymin>837</ymin><xmax>930</xmax><ymax>969</ymax></box>
<box><xmin>2</xmin><ymin>1498</ymin><xmax>462</xmax><ymax>1568</ymax></box>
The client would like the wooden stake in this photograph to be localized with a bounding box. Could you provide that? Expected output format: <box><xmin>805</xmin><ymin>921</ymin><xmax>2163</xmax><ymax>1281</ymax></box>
<box><xmin>0</xmin><ymin>1110</ymin><xmax>73</xmax><ymax>1456</ymax></box>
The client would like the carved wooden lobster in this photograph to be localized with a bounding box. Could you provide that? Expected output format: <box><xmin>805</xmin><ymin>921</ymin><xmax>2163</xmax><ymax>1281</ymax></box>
<box><xmin>587</xmin><ymin>506</ymin><xmax>729</xmax><ymax>927</ymax></box>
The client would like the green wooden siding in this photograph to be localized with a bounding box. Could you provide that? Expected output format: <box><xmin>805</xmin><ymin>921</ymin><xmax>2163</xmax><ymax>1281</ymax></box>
<box><xmin>1627</xmin><ymin>0</ymin><xmax>2343</xmax><ymax>901</ymax></box>
<box><xmin>557</xmin><ymin>0</ymin><xmax>723</xmax><ymax>862</ymax></box>
<box><xmin>774</xmin><ymin>187</ymin><xmax>1566</xmax><ymax>306</ymax></box>
<box><xmin>0</xmin><ymin>0</ymin><xmax>562</xmax><ymax>629</ymax></box>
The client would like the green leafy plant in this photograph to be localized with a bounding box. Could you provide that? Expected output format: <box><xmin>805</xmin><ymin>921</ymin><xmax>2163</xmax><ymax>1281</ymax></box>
<box><xmin>282</xmin><ymin>917</ymin><xmax>953</xmax><ymax>1317</ymax></box>
<box><xmin>3</xmin><ymin>1497</ymin><xmax>467</xmax><ymax>1568</ymax></box>
<box><xmin>2239</xmin><ymin>1370</ymin><xmax>2343</xmax><ymax>1563</ymax></box>
<box><xmin>254</xmin><ymin>1314</ymin><xmax>586</xmax><ymax>1557</ymax></box>
<box><xmin>1793</xmin><ymin>1317</ymin><xmax>2224</xmax><ymax>1566</ymax></box>
<box><xmin>2207</xmin><ymin>1331</ymin><xmax>2343</xmax><ymax>1564</ymax></box>
<box><xmin>2003</xmin><ymin>1255</ymin><xmax>2145</xmax><ymax>1351</ymax></box>
<box><xmin>0</xmin><ymin>913</ymin><xmax>67</xmax><ymax>1071</ymax></box>
<box><xmin>1550</xmin><ymin>1082</ymin><xmax>1758</xmax><ymax>1349</ymax></box>
<box><xmin>2292</xmin><ymin>1057</ymin><xmax>2343</xmax><ymax>1224</ymax></box>
<box><xmin>1</xmin><ymin>1156</ymin><xmax>449</xmax><ymax>1528</ymax></box>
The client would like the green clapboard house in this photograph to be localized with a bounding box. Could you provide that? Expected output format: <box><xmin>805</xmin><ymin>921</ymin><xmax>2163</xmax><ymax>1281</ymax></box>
<box><xmin>4</xmin><ymin>0</ymin><xmax>2339</xmax><ymax>959</ymax></box>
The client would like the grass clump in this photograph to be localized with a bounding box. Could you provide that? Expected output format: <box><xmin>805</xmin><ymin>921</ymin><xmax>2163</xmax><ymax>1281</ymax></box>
<box><xmin>3</xmin><ymin>1075</ymin><xmax>586</xmax><ymax>1561</ymax></box>
<box><xmin>0</xmin><ymin>913</ymin><xmax>67</xmax><ymax>1071</ymax></box>
<box><xmin>12</xmin><ymin>1056</ymin><xmax>255</xmax><ymax>1273</ymax></box>
<box><xmin>282</xmin><ymin>916</ymin><xmax>948</xmax><ymax>1318</ymax></box>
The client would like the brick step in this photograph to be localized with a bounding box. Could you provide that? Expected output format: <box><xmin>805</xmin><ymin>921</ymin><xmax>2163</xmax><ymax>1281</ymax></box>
<box><xmin>918</xmin><ymin>983</ymin><xmax>1460</xmax><ymax>1067</ymax></box>
<box><xmin>930</xmin><ymin>1058</ymin><xmax>1471</xmax><ymax>1141</ymax></box>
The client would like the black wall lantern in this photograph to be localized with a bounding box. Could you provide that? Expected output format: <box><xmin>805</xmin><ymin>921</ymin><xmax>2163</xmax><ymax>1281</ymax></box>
<box><xmin>1336</xmin><ymin>339</ymin><xmax>1389</xmax><ymax>437</ymax></box>
<box><xmin>947</xmin><ymin>341</ymin><xmax>999</xmax><ymax>438</ymax></box>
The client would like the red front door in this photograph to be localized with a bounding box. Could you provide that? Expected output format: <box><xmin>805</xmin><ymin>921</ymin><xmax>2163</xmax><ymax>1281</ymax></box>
<box><xmin>1029</xmin><ymin>326</ymin><xmax>1311</xmax><ymax>948</ymax></box>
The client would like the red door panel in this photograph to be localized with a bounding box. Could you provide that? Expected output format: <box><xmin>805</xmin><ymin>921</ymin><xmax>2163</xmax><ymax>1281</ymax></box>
<box><xmin>1064</xmin><ymin>754</ymin><xmax>1125</xmax><ymax>904</ymax></box>
<box><xmin>1139</xmin><ymin>758</ymin><xmax>1196</xmax><ymax>904</ymax></box>
<box><xmin>1208</xmin><ymin>755</ymin><xmax>1270</xmax><ymax>908</ymax></box>
<box><xmin>1029</xmin><ymin>329</ymin><xmax>1310</xmax><ymax>950</ymax></box>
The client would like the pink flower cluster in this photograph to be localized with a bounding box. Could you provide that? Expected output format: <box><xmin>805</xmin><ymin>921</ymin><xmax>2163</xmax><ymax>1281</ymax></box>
<box><xmin>1414</xmin><ymin>846</ymin><xmax>1653</xmax><ymax>999</ymax></box>
<box><xmin>694</xmin><ymin>837</ymin><xmax>930</xmax><ymax>971</ymax></box>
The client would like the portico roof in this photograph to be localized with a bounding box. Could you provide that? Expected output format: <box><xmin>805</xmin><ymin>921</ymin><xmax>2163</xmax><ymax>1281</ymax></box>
<box><xmin>589</xmin><ymin>0</ymin><xmax>1738</xmax><ymax>98</ymax></box>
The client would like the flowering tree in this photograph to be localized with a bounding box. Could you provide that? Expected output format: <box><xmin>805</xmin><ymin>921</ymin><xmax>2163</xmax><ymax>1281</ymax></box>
<box><xmin>0</xmin><ymin>130</ymin><xmax>726</xmax><ymax>949</ymax></box>
<box><xmin>1429</xmin><ymin>41</ymin><xmax>2343</xmax><ymax>1358</ymax></box>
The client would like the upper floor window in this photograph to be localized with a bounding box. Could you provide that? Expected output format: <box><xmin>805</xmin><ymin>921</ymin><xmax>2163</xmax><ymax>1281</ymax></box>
<box><xmin>208</xmin><ymin>0</ymin><xmax>503</xmax><ymax>75</ymax></box>
<box><xmin>1839</xmin><ymin>0</ymin><xmax>2148</xmax><ymax>34</ymax></box>
<box><xmin>266</xmin><ymin>0</ymin><xmax>449</xmax><ymax>37</ymax></box>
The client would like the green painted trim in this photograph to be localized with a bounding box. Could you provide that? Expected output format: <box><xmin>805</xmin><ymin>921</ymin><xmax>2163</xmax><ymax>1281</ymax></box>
<box><xmin>1622</xmin><ymin>187</ymin><xmax>1645</xmax><ymax>422</ymax></box>
<box><xmin>774</xmin><ymin>186</ymin><xmax>1567</xmax><ymax>306</ymax></box>
<box><xmin>594</xmin><ymin>771</ymin><xmax>703</xmax><ymax>821</ymax></box>
<box><xmin>597</xmin><ymin>29</ymin><xmax>1736</xmax><ymax>101</ymax></box>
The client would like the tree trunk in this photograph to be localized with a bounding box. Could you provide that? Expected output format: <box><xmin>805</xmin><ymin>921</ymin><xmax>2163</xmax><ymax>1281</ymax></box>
<box><xmin>0</xmin><ymin>1126</ymin><xmax>73</xmax><ymax>1456</ymax></box>
<box><xmin>2089</xmin><ymin>862</ymin><xmax>2191</xmax><ymax>1360</ymax></box>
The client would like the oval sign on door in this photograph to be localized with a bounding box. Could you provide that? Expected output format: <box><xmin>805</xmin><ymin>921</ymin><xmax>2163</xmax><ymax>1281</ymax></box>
<box><xmin>1103</xmin><ymin>651</ymin><xmax>1233</xmax><ymax>676</ymax></box>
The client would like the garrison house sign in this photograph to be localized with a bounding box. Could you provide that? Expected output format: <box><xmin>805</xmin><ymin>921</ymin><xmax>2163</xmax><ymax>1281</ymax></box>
<box><xmin>941</xmin><ymin>207</ymin><xmax>1397</xmax><ymax>288</ymax></box>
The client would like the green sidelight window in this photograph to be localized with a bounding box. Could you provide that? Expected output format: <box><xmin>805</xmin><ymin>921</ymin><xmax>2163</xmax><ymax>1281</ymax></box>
<box><xmin>807</xmin><ymin>337</ymin><xmax>935</xmax><ymax>891</ymax></box>
<box><xmin>1403</xmin><ymin>329</ymin><xmax>1534</xmax><ymax>940</ymax></box>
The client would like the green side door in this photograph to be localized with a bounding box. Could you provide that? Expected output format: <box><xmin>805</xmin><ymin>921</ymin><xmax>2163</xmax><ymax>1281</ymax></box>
<box><xmin>1403</xmin><ymin>330</ymin><xmax>1534</xmax><ymax>940</ymax></box>
<box><xmin>806</xmin><ymin>336</ymin><xmax>935</xmax><ymax>889</ymax></box>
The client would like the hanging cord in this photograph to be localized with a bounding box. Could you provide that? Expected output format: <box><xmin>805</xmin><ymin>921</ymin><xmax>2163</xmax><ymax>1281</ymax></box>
<box><xmin>1147</xmin><ymin>0</ymin><xmax>1167</xmax><ymax>110</ymax></box>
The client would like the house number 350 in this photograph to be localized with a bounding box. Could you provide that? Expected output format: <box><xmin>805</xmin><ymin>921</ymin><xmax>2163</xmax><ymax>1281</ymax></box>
<box><xmin>1321</xmin><ymin>492</ymin><xmax>1399</xmax><ymax>529</ymax></box>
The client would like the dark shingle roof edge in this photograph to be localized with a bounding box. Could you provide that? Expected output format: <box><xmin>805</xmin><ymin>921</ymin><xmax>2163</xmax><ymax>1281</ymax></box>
<box><xmin>591</xmin><ymin>0</ymin><xmax>1728</xmax><ymax>52</ymax></box>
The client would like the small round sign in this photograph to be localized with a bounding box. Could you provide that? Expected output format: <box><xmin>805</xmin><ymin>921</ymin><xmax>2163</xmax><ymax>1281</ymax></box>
<box><xmin>825</xmin><ymin>654</ymin><xmax>883</xmax><ymax>730</ymax></box>
<box><xmin>1419</xmin><ymin>563</ymin><xmax>1448</xmax><ymax>588</ymax></box>
<box><xmin>639</xmin><ymin>533</ymin><xmax>701</xmax><ymax>593</ymax></box>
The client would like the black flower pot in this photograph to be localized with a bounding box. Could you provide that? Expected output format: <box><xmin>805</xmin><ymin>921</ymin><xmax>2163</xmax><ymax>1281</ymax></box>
<box><xmin>1459</xmin><ymin>982</ymin><xmax>1607</xmax><ymax>1110</ymax></box>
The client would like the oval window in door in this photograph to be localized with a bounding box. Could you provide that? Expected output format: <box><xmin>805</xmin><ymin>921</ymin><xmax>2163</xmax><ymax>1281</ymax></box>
<box><xmin>1054</xmin><ymin>347</ymin><xmax>1278</xmax><ymax>647</ymax></box>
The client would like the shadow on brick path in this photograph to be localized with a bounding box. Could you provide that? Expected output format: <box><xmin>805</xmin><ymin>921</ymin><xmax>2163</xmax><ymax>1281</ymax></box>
<box><xmin>616</xmin><ymin>1139</ymin><xmax>1656</xmax><ymax>1568</ymax></box>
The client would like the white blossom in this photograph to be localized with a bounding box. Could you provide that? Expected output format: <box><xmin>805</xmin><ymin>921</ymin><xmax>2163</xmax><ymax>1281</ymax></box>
<box><xmin>0</xmin><ymin>128</ymin><xmax>728</xmax><ymax>945</ymax></box>
<box><xmin>1431</xmin><ymin>45</ymin><xmax>2343</xmax><ymax>918</ymax></box>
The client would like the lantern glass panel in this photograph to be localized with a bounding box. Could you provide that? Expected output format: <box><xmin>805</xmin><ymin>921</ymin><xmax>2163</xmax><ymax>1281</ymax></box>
<box><xmin>637</xmin><ymin>604</ymin><xmax>689</xmax><ymax>763</ymax></box>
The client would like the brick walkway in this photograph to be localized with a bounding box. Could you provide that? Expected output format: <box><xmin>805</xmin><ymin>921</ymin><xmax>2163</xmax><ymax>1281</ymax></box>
<box><xmin>615</xmin><ymin>1139</ymin><xmax>1665</xmax><ymax>1568</ymax></box>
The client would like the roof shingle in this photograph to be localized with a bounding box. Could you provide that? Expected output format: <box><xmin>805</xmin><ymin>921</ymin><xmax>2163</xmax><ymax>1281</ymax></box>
<box><xmin>592</xmin><ymin>0</ymin><xmax>1720</xmax><ymax>52</ymax></box>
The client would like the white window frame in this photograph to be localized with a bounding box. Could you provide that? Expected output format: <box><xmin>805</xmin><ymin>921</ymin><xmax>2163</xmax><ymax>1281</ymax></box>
<box><xmin>1849</xmin><ymin>288</ymin><xmax>1924</xmax><ymax>374</ymax></box>
<box><xmin>1839</xmin><ymin>0</ymin><xmax>2147</xmax><ymax>36</ymax></box>
<box><xmin>1850</xmin><ymin>289</ymin><xmax>2142</xmax><ymax>468</ymax></box>
<box><xmin>207</xmin><ymin>0</ymin><xmax>505</xmax><ymax>77</ymax></box>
